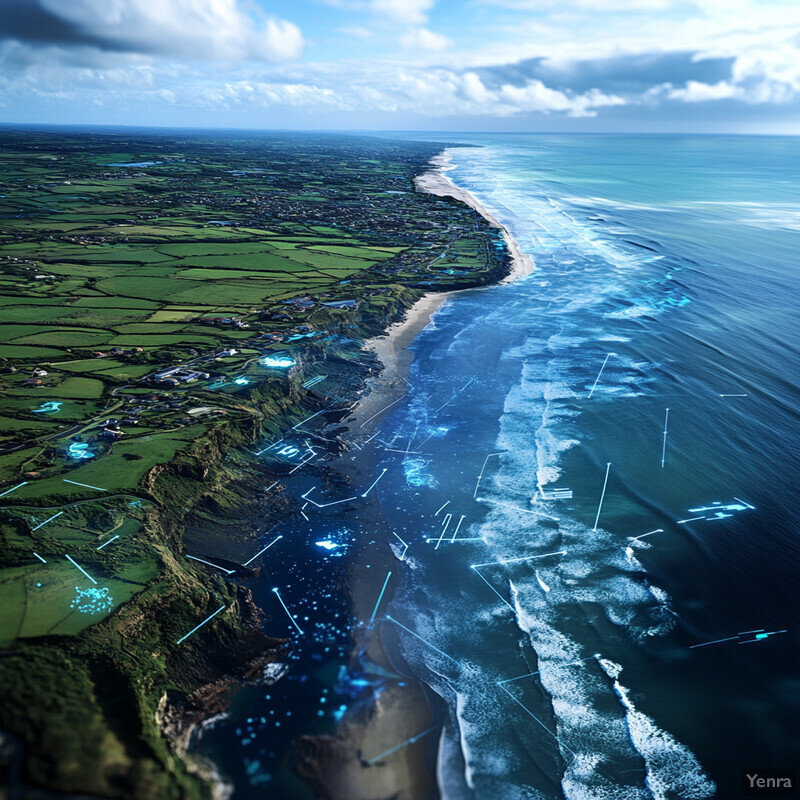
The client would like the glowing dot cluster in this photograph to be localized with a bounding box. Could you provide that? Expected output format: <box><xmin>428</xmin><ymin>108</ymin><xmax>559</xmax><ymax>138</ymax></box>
<box><xmin>71</xmin><ymin>586</ymin><xmax>113</xmax><ymax>614</ymax></box>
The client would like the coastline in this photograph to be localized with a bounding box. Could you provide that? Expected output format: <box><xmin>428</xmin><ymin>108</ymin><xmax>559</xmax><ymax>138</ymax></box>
<box><xmin>350</xmin><ymin>149</ymin><xmax>535</xmax><ymax>434</ymax></box>
<box><xmin>303</xmin><ymin>149</ymin><xmax>534</xmax><ymax>799</ymax></box>
<box><xmin>415</xmin><ymin>151</ymin><xmax>534</xmax><ymax>283</ymax></box>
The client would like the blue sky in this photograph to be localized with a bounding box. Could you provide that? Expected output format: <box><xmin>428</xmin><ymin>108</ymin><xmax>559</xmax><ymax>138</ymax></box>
<box><xmin>1</xmin><ymin>0</ymin><xmax>799</xmax><ymax>132</ymax></box>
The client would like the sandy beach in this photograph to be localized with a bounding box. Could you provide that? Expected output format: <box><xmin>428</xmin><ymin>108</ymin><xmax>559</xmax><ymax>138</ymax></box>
<box><xmin>415</xmin><ymin>151</ymin><xmax>535</xmax><ymax>284</ymax></box>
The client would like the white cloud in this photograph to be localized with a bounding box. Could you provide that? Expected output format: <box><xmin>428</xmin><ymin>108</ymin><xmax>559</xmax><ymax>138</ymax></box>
<box><xmin>399</xmin><ymin>28</ymin><xmax>451</xmax><ymax>52</ymax></box>
<box><xmin>36</xmin><ymin>0</ymin><xmax>304</xmax><ymax>62</ymax></box>
<box><xmin>498</xmin><ymin>81</ymin><xmax>625</xmax><ymax>116</ymax></box>
<box><xmin>669</xmin><ymin>80</ymin><xmax>740</xmax><ymax>102</ymax></box>
<box><xmin>371</xmin><ymin>0</ymin><xmax>434</xmax><ymax>25</ymax></box>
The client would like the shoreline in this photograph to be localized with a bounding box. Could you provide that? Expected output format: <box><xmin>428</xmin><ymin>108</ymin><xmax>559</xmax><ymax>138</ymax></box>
<box><xmin>349</xmin><ymin>149</ymin><xmax>535</xmax><ymax>435</ymax></box>
<box><xmin>312</xmin><ymin>149</ymin><xmax>534</xmax><ymax>799</ymax></box>
<box><xmin>414</xmin><ymin>151</ymin><xmax>535</xmax><ymax>284</ymax></box>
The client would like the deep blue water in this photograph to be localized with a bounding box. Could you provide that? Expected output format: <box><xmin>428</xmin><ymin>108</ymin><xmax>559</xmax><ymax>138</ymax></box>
<box><xmin>202</xmin><ymin>135</ymin><xmax>800</xmax><ymax>798</ymax></box>
<box><xmin>372</xmin><ymin>135</ymin><xmax>800</xmax><ymax>798</ymax></box>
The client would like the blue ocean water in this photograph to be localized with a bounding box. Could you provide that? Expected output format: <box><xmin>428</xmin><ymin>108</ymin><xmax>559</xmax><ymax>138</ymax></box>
<box><xmin>371</xmin><ymin>135</ymin><xmax>800</xmax><ymax>798</ymax></box>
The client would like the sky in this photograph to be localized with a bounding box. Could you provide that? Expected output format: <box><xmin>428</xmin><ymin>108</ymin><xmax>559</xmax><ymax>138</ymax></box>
<box><xmin>1</xmin><ymin>0</ymin><xmax>799</xmax><ymax>132</ymax></box>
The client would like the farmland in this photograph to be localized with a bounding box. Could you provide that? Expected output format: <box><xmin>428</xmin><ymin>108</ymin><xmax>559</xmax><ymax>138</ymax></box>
<box><xmin>0</xmin><ymin>128</ymin><xmax>510</xmax><ymax>798</ymax></box>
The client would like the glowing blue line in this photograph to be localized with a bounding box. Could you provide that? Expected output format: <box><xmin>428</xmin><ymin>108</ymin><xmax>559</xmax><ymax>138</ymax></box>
<box><xmin>265</xmin><ymin>481</ymin><xmax>279</xmax><ymax>493</ymax></box>
<box><xmin>630</xmin><ymin>528</ymin><xmax>663</xmax><ymax>541</ymax></box>
<box><xmin>689</xmin><ymin>636</ymin><xmax>740</xmax><ymax>649</ymax></box>
<box><xmin>361</xmin><ymin>468</ymin><xmax>387</xmax><ymax>497</ymax></box>
<box><xmin>677</xmin><ymin>516</ymin><xmax>705</xmax><ymax>524</ymax></box>
<box><xmin>65</xmin><ymin>554</ymin><xmax>97</xmax><ymax>584</ymax></box>
<box><xmin>435</xmin><ymin>513</ymin><xmax>452</xmax><ymax>550</ymax></box>
<box><xmin>434</xmin><ymin>500</ymin><xmax>450</xmax><ymax>516</ymax></box>
<box><xmin>370</xmin><ymin>571</ymin><xmax>392</xmax><ymax>624</ymax></box>
<box><xmin>587</xmin><ymin>352</ymin><xmax>614</xmax><ymax>399</ymax></box>
<box><xmin>425</xmin><ymin>536</ymin><xmax>483</xmax><ymax>543</ymax></box>
<box><xmin>359</xmin><ymin>397</ymin><xmax>403</xmax><ymax>428</ymax></box>
<box><xmin>592</xmin><ymin>462</ymin><xmax>611</xmax><ymax>532</ymax></box>
<box><xmin>288</xmin><ymin>453</ymin><xmax>316</xmax><ymax>475</ymax></box>
<box><xmin>471</xmin><ymin>567</ymin><xmax>514</xmax><ymax>611</ymax></box>
<box><xmin>303</xmin><ymin>487</ymin><xmax>359</xmax><ymax>508</ymax></box>
<box><xmin>497</xmin><ymin>683</ymin><xmax>575</xmax><ymax>756</ymax></box>
<box><xmin>451</xmin><ymin>515</ymin><xmax>466</xmax><ymax>542</ymax></box>
<box><xmin>0</xmin><ymin>481</ymin><xmax>27</xmax><ymax>498</ymax></box>
<box><xmin>392</xmin><ymin>531</ymin><xmax>409</xmax><ymax>560</ymax></box>
<box><xmin>33</xmin><ymin>552</ymin><xmax>46</xmax><ymax>563</ymax></box>
<box><xmin>733</xmin><ymin>496</ymin><xmax>755</xmax><ymax>510</ymax></box>
<box><xmin>738</xmin><ymin>629</ymin><xmax>787</xmax><ymax>644</ymax></box>
<box><xmin>474</xmin><ymin>453</ymin><xmax>502</xmax><ymax>498</ymax></box>
<box><xmin>737</xmin><ymin>629</ymin><xmax>764</xmax><ymax>635</ymax></box>
<box><xmin>186</xmin><ymin>555</ymin><xmax>235</xmax><ymax>575</ymax></box>
<box><xmin>471</xmin><ymin>551</ymin><xmax>566</xmax><ymax>569</ymax></box>
<box><xmin>385</xmin><ymin>615</ymin><xmax>458</xmax><ymax>665</ymax></box>
<box><xmin>32</xmin><ymin>511</ymin><xmax>63</xmax><ymax>531</ymax></box>
<box><xmin>364</xmin><ymin>726</ymin><xmax>438</xmax><ymax>765</ymax></box>
<box><xmin>63</xmin><ymin>479</ymin><xmax>106</xmax><ymax>492</ymax></box>
<box><xmin>242</xmin><ymin>535</ymin><xmax>282</xmax><ymax>567</ymax></box>
<box><xmin>498</xmin><ymin>657</ymin><xmax>596</xmax><ymax>685</ymax></box>
<box><xmin>176</xmin><ymin>605</ymin><xmax>226</xmax><ymax>645</ymax></box>
<box><xmin>96</xmin><ymin>535</ymin><xmax>119</xmax><ymax>550</ymax></box>
<box><xmin>661</xmin><ymin>408</ymin><xmax>669</xmax><ymax>468</ymax></box>
<box><xmin>292</xmin><ymin>409</ymin><xmax>326</xmax><ymax>430</ymax></box>
<box><xmin>460</xmin><ymin>377</ymin><xmax>475</xmax><ymax>392</ymax></box>
<box><xmin>272</xmin><ymin>588</ymin><xmax>304</xmax><ymax>634</ymax></box>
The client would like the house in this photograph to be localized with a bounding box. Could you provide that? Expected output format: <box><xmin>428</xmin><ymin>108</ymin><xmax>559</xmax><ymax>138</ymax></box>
<box><xmin>32</xmin><ymin>368</ymin><xmax>48</xmax><ymax>377</ymax></box>
<box><xmin>21</xmin><ymin>378</ymin><xmax>42</xmax><ymax>387</ymax></box>
<box><xmin>216</xmin><ymin>349</ymin><xmax>238</xmax><ymax>358</ymax></box>
<box><xmin>101</xmin><ymin>427</ymin><xmax>123</xmax><ymax>440</ymax></box>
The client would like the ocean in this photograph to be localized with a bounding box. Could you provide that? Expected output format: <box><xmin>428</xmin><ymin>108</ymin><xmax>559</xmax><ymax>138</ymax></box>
<box><xmin>202</xmin><ymin>134</ymin><xmax>800</xmax><ymax>798</ymax></box>
<box><xmin>372</xmin><ymin>134</ymin><xmax>800</xmax><ymax>798</ymax></box>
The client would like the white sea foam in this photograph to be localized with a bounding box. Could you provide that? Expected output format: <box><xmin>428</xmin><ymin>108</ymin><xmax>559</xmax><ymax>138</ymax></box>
<box><xmin>598</xmin><ymin>659</ymin><xmax>717</xmax><ymax>799</ymax></box>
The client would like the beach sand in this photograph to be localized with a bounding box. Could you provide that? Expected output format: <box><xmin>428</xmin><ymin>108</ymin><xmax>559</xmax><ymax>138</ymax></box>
<box><xmin>297</xmin><ymin>151</ymin><xmax>533</xmax><ymax>799</ymax></box>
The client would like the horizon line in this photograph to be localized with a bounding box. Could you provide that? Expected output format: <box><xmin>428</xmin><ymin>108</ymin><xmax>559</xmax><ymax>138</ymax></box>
<box><xmin>0</xmin><ymin>121</ymin><xmax>797</xmax><ymax>137</ymax></box>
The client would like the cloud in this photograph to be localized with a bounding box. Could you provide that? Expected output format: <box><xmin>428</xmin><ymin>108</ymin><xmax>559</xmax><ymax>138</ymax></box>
<box><xmin>0</xmin><ymin>0</ymin><xmax>303</xmax><ymax>62</ymax></box>
<box><xmin>371</xmin><ymin>0</ymin><xmax>434</xmax><ymax>25</ymax></box>
<box><xmin>668</xmin><ymin>80</ymin><xmax>740</xmax><ymax>102</ymax></box>
<box><xmin>399</xmin><ymin>28</ymin><xmax>451</xmax><ymax>52</ymax></box>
